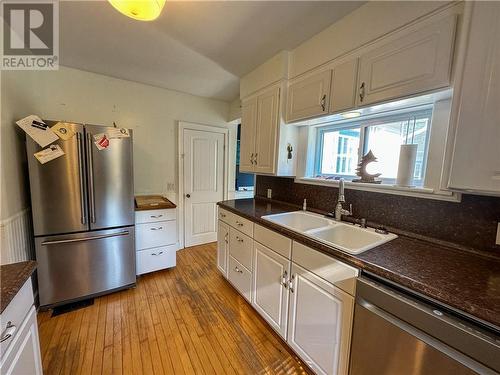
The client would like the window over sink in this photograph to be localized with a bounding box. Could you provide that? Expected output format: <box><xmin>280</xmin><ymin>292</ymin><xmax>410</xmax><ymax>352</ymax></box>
<box><xmin>315</xmin><ymin>109</ymin><xmax>432</xmax><ymax>186</ymax></box>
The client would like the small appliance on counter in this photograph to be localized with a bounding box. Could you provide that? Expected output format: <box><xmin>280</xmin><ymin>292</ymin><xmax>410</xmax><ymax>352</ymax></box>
<box><xmin>26</xmin><ymin>121</ymin><xmax>136</xmax><ymax>309</ymax></box>
<box><xmin>135</xmin><ymin>195</ymin><xmax>177</xmax><ymax>275</ymax></box>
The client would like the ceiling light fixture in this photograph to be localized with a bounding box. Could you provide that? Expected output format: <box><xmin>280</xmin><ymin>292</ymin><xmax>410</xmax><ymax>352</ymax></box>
<box><xmin>108</xmin><ymin>0</ymin><xmax>166</xmax><ymax>21</ymax></box>
<box><xmin>341</xmin><ymin>111</ymin><xmax>361</xmax><ymax>119</ymax></box>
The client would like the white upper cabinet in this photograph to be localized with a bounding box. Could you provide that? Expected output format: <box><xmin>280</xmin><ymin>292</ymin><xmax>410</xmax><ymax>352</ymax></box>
<box><xmin>357</xmin><ymin>14</ymin><xmax>457</xmax><ymax>106</ymax></box>
<box><xmin>239</xmin><ymin>96</ymin><xmax>258</xmax><ymax>173</ymax></box>
<box><xmin>330</xmin><ymin>59</ymin><xmax>358</xmax><ymax>114</ymax></box>
<box><xmin>254</xmin><ymin>86</ymin><xmax>280</xmax><ymax>174</ymax></box>
<box><xmin>447</xmin><ymin>2</ymin><xmax>500</xmax><ymax>195</ymax></box>
<box><xmin>287</xmin><ymin>70</ymin><xmax>332</xmax><ymax>122</ymax></box>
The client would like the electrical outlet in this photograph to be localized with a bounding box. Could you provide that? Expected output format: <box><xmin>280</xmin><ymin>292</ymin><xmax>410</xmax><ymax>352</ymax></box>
<box><xmin>496</xmin><ymin>223</ymin><xmax>500</xmax><ymax>245</ymax></box>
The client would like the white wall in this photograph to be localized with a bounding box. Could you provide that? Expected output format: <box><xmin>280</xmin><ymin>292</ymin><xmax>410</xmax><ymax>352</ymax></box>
<box><xmin>0</xmin><ymin>66</ymin><xmax>235</xmax><ymax>261</ymax></box>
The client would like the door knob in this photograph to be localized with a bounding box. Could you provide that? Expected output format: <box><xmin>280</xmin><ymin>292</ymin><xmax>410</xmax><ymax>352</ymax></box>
<box><xmin>186</xmin><ymin>194</ymin><xmax>191</xmax><ymax>198</ymax></box>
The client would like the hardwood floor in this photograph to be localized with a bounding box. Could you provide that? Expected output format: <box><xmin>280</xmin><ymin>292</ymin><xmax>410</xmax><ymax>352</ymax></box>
<box><xmin>37</xmin><ymin>243</ymin><xmax>309</xmax><ymax>375</ymax></box>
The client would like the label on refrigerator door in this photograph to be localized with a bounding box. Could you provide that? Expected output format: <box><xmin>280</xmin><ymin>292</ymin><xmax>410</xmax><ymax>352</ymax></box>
<box><xmin>16</xmin><ymin>115</ymin><xmax>59</xmax><ymax>148</ymax></box>
<box><xmin>51</xmin><ymin>122</ymin><xmax>76</xmax><ymax>141</ymax></box>
<box><xmin>106</xmin><ymin>127</ymin><xmax>130</xmax><ymax>139</ymax></box>
<box><xmin>94</xmin><ymin>133</ymin><xmax>110</xmax><ymax>150</ymax></box>
<box><xmin>34</xmin><ymin>144</ymin><xmax>65</xmax><ymax>164</ymax></box>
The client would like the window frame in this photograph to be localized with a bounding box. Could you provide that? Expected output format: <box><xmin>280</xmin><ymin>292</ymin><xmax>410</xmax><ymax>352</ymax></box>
<box><xmin>314</xmin><ymin>108</ymin><xmax>433</xmax><ymax>185</ymax></box>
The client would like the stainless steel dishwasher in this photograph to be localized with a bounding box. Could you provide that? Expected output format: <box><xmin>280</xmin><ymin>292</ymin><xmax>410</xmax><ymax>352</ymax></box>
<box><xmin>349</xmin><ymin>276</ymin><xmax>500</xmax><ymax>375</ymax></box>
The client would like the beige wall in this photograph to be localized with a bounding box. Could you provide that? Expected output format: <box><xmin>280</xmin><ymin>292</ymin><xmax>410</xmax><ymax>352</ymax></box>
<box><xmin>0</xmin><ymin>66</ymin><xmax>234</xmax><ymax>221</ymax></box>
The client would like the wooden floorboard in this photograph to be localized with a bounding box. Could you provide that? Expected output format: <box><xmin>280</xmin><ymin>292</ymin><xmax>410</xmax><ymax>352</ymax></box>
<box><xmin>38</xmin><ymin>243</ymin><xmax>309</xmax><ymax>375</ymax></box>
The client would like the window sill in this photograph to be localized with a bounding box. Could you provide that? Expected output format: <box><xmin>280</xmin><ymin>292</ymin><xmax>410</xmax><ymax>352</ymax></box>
<box><xmin>295</xmin><ymin>177</ymin><xmax>462</xmax><ymax>202</ymax></box>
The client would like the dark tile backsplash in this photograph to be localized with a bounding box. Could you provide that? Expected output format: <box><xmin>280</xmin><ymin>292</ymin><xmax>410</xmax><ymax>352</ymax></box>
<box><xmin>255</xmin><ymin>176</ymin><xmax>500</xmax><ymax>253</ymax></box>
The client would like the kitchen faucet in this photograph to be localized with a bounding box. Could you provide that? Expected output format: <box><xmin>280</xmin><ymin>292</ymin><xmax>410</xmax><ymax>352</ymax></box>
<box><xmin>334</xmin><ymin>178</ymin><xmax>352</xmax><ymax>221</ymax></box>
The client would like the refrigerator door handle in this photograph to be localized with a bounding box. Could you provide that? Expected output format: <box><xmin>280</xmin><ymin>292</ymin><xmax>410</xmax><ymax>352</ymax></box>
<box><xmin>41</xmin><ymin>230</ymin><xmax>130</xmax><ymax>246</ymax></box>
<box><xmin>76</xmin><ymin>133</ymin><xmax>86</xmax><ymax>225</ymax></box>
<box><xmin>86</xmin><ymin>133</ymin><xmax>96</xmax><ymax>223</ymax></box>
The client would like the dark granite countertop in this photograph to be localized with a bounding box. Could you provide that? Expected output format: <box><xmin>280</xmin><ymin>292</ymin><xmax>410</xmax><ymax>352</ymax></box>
<box><xmin>0</xmin><ymin>261</ymin><xmax>37</xmax><ymax>313</ymax></box>
<box><xmin>218</xmin><ymin>198</ymin><xmax>500</xmax><ymax>331</ymax></box>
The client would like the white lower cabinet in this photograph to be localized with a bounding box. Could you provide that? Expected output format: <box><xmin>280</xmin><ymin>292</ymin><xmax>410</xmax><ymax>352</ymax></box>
<box><xmin>217</xmin><ymin>213</ymin><xmax>357</xmax><ymax>375</ymax></box>
<box><xmin>287</xmin><ymin>263</ymin><xmax>354</xmax><ymax>375</ymax></box>
<box><xmin>217</xmin><ymin>221</ymin><xmax>230</xmax><ymax>275</ymax></box>
<box><xmin>252</xmin><ymin>242</ymin><xmax>290</xmax><ymax>339</ymax></box>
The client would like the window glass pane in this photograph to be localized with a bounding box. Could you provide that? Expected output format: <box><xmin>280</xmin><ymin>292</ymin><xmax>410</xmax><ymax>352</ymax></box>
<box><xmin>364</xmin><ymin>116</ymin><xmax>429</xmax><ymax>181</ymax></box>
<box><xmin>320</xmin><ymin>128</ymin><xmax>360</xmax><ymax>175</ymax></box>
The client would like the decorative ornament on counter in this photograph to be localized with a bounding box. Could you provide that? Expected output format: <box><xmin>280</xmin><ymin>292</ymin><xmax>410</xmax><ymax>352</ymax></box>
<box><xmin>352</xmin><ymin>150</ymin><xmax>382</xmax><ymax>184</ymax></box>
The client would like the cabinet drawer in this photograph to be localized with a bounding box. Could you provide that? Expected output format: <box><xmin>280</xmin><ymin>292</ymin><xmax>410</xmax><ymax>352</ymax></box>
<box><xmin>254</xmin><ymin>224</ymin><xmax>291</xmax><ymax>259</ymax></box>
<box><xmin>0</xmin><ymin>279</ymin><xmax>34</xmax><ymax>359</ymax></box>
<box><xmin>292</xmin><ymin>242</ymin><xmax>358</xmax><ymax>296</ymax></box>
<box><xmin>136</xmin><ymin>245</ymin><xmax>176</xmax><ymax>275</ymax></box>
<box><xmin>135</xmin><ymin>209</ymin><xmax>176</xmax><ymax>224</ymax></box>
<box><xmin>228</xmin><ymin>256</ymin><xmax>252</xmax><ymax>302</ymax></box>
<box><xmin>229</xmin><ymin>228</ymin><xmax>253</xmax><ymax>271</ymax></box>
<box><xmin>219</xmin><ymin>208</ymin><xmax>254</xmax><ymax>237</ymax></box>
<box><xmin>136</xmin><ymin>220</ymin><xmax>177</xmax><ymax>250</ymax></box>
<box><xmin>218</xmin><ymin>207</ymin><xmax>231</xmax><ymax>224</ymax></box>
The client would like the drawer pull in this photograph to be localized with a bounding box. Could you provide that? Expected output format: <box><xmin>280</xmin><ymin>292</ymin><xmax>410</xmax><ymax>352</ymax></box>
<box><xmin>150</xmin><ymin>214</ymin><xmax>163</xmax><ymax>219</ymax></box>
<box><xmin>151</xmin><ymin>251</ymin><xmax>164</xmax><ymax>256</ymax></box>
<box><xmin>0</xmin><ymin>321</ymin><xmax>16</xmax><ymax>343</ymax></box>
<box><xmin>150</xmin><ymin>227</ymin><xmax>163</xmax><ymax>231</ymax></box>
<box><xmin>281</xmin><ymin>270</ymin><xmax>288</xmax><ymax>288</ymax></box>
<box><xmin>288</xmin><ymin>274</ymin><xmax>296</xmax><ymax>293</ymax></box>
<box><xmin>236</xmin><ymin>221</ymin><xmax>244</xmax><ymax>227</ymax></box>
<box><xmin>234</xmin><ymin>266</ymin><xmax>243</xmax><ymax>274</ymax></box>
<box><xmin>236</xmin><ymin>236</ymin><xmax>244</xmax><ymax>243</ymax></box>
<box><xmin>220</xmin><ymin>213</ymin><xmax>226</xmax><ymax>218</ymax></box>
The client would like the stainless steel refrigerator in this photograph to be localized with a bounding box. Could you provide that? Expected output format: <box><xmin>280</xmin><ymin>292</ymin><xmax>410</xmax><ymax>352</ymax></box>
<box><xmin>26</xmin><ymin>121</ymin><xmax>136</xmax><ymax>308</ymax></box>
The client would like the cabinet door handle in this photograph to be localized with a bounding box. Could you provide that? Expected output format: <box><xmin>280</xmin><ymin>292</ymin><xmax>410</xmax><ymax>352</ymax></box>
<box><xmin>359</xmin><ymin>82</ymin><xmax>365</xmax><ymax>102</ymax></box>
<box><xmin>224</xmin><ymin>233</ymin><xmax>228</xmax><ymax>244</ymax></box>
<box><xmin>320</xmin><ymin>94</ymin><xmax>327</xmax><ymax>111</ymax></box>
<box><xmin>0</xmin><ymin>322</ymin><xmax>16</xmax><ymax>343</ymax></box>
<box><xmin>234</xmin><ymin>266</ymin><xmax>243</xmax><ymax>274</ymax></box>
<box><xmin>281</xmin><ymin>270</ymin><xmax>288</xmax><ymax>288</ymax></box>
<box><xmin>288</xmin><ymin>274</ymin><xmax>295</xmax><ymax>293</ymax></box>
<box><xmin>236</xmin><ymin>236</ymin><xmax>244</xmax><ymax>243</ymax></box>
<box><xmin>150</xmin><ymin>226</ymin><xmax>163</xmax><ymax>231</ymax></box>
<box><xmin>150</xmin><ymin>214</ymin><xmax>163</xmax><ymax>219</ymax></box>
<box><xmin>254</xmin><ymin>153</ymin><xmax>258</xmax><ymax>165</ymax></box>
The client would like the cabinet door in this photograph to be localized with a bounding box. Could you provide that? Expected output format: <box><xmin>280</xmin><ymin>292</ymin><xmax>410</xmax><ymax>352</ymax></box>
<box><xmin>239</xmin><ymin>97</ymin><xmax>257</xmax><ymax>173</ymax></box>
<box><xmin>0</xmin><ymin>307</ymin><xmax>42</xmax><ymax>375</ymax></box>
<box><xmin>252</xmin><ymin>242</ymin><xmax>290</xmax><ymax>339</ymax></box>
<box><xmin>330</xmin><ymin>59</ymin><xmax>358</xmax><ymax>114</ymax></box>
<box><xmin>357</xmin><ymin>14</ymin><xmax>456</xmax><ymax>106</ymax></box>
<box><xmin>287</xmin><ymin>263</ymin><xmax>354</xmax><ymax>375</ymax></box>
<box><xmin>217</xmin><ymin>221</ymin><xmax>230</xmax><ymax>277</ymax></box>
<box><xmin>287</xmin><ymin>70</ymin><xmax>331</xmax><ymax>122</ymax></box>
<box><xmin>254</xmin><ymin>86</ymin><xmax>280</xmax><ymax>174</ymax></box>
<box><xmin>448</xmin><ymin>2</ymin><xmax>500</xmax><ymax>194</ymax></box>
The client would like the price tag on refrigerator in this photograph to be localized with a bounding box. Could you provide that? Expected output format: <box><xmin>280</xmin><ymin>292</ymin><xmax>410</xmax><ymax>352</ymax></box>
<box><xmin>106</xmin><ymin>127</ymin><xmax>130</xmax><ymax>139</ymax></box>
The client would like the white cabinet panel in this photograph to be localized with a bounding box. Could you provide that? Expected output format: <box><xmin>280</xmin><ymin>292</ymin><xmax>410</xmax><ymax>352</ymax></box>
<box><xmin>252</xmin><ymin>242</ymin><xmax>290</xmax><ymax>339</ymax></box>
<box><xmin>217</xmin><ymin>221</ymin><xmax>230</xmax><ymax>276</ymax></box>
<box><xmin>254</xmin><ymin>224</ymin><xmax>292</xmax><ymax>259</ymax></box>
<box><xmin>287</xmin><ymin>263</ymin><xmax>354</xmax><ymax>375</ymax></box>
<box><xmin>330</xmin><ymin>59</ymin><xmax>358</xmax><ymax>114</ymax></box>
<box><xmin>0</xmin><ymin>307</ymin><xmax>42</xmax><ymax>375</ymax></box>
<box><xmin>240</xmin><ymin>97</ymin><xmax>258</xmax><ymax>173</ymax></box>
<box><xmin>135</xmin><ymin>220</ymin><xmax>177</xmax><ymax>250</ymax></box>
<box><xmin>447</xmin><ymin>2</ymin><xmax>500</xmax><ymax>194</ymax></box>
<box><xmin>229</xmin><ymin>228</ymin><xmax>253</xmax><ymax>271</ymax></box>
<box><xmin>287</xmin><ymin>70</ymin><xmax>331</xmax><ymax>122</ymax></box>
<box><xmin>254</xmin><ymin>86</ymin><xmax>280</xmax><ymax>174</ymax></box>
<box><xmin>357</xmin><ymin>14</ymin><xmax>456</xmax><ymax>106</ymax></box>
<box><xmin>228</xmin><ymin>256</ymin><xmax>252</xmax><ymax>302</ymax></box>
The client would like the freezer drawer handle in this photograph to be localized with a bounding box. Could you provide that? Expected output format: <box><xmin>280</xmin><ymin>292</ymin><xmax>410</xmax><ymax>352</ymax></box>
<box><xmin>0</xmin><ymin>322</ymin><xmax>16</xmax><ymax>343</ymax></box>
<box><xmin>41</xmin><ymin>231</ymin><xmax>129</xmax><ymax>245</ymax></box>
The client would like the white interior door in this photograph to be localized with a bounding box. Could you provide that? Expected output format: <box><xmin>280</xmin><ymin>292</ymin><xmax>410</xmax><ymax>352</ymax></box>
<box><xmin>183</xmin><ymin>129</ymin><xmax>225</xmax><ymax>247</ymax></box>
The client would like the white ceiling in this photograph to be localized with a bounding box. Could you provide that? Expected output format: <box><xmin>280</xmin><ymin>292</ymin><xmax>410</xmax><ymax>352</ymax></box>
<box><xmin>60</xmin><ymin>1</ymin><xmax>365</xmax><ymax>101</ymax></box>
